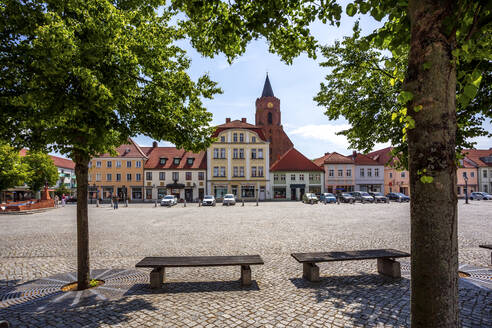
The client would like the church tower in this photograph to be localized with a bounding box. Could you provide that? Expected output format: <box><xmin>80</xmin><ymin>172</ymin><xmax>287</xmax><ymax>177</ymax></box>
<box><xmin>255</xmin><ymin>74</ymin><xmax>293</xmax><ymax>164</ymax></box>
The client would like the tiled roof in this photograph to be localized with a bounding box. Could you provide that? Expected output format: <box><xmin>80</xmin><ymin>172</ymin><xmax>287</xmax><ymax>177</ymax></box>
<box><xmin>352</xmin><ymin>153</ymin><xmax>380</xmax><ymax>165</ymax></box>
<box><xmin>324</xmin><ymin>152</ymin><xmax>354</xmax><ymax>164</ymax></box>
<box><xmin>462</xmin><ymin>149</ymin><xmax>492</xmax><ymax>167</ymax></box>
<box><xmin>98</xmin><ymin>138</ymin><xmax>148</xmax><ymax>158</ymax></box>
<box><xmin>366</xmin><ymin>147</ymin><xmax>394</xmax><ymax>165</ymax></box>
<box><xmin>270</xmin><ymin>148</ymin><xmax>324</xmax><ymax>172</ymax></box>
<box><xmin>144</xmin><ymin>147</ymin><xmax>206</xmax><ymax>170</ymax></box>
<box><xmin>212</xmin><ymin>120</ymin><xmax>267</xmax><ymax>141</ymax></box>
<box><xmin>312</xmin><ymin>153</ymin><xmax>329</xmax><ymax>167</ymax></box>
<box><xmin>19</xmin><ymin>149</ymin><xmax>75</xmax><ymax>169</ymax></box>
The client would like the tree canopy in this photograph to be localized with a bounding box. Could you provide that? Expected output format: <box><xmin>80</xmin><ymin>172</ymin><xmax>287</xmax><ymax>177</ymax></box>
<box><xmin>0</xmin><ymin>143</ymin><xmax>27</xmax><ymax>196</ymax></box>
<box><xmin>22</xmin><ymin>151</ymin><xmax>59</xmax><ymax>194</ymax></box>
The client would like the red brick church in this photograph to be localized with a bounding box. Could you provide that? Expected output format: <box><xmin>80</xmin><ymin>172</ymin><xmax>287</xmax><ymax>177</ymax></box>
<box><xmin>255</xmin><ymin>74</ymin><xmax>294</xmax><ymax>163</ymax></box>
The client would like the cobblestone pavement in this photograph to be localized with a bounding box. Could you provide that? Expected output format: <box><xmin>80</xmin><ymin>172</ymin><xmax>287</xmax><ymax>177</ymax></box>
<box><xmin>0</xmin><ymin>200</ymin><xmax>491</xmax><ymax>327</ymax></box>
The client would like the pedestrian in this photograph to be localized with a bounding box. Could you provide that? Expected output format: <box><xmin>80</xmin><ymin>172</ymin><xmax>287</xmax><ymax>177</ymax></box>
<box><xmin>113</xmin><ymin>195</ymin><xmax>118</xmax><ymax>209</ymax></box>
<box><xmin>54</xmin><ymin>195</ymin><xmax>59</xmax><ymax>208</ymax></box>
<box><xmin>61</xmin><ymin>194</ymin><xmax>66</xmax><ymax>207</ymax></box>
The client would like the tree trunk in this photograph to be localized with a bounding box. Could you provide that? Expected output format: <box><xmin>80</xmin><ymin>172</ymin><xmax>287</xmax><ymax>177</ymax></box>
<box><xmin>74</xmin><ymin>154</ymin><xmax>90</xmax><ymax>290</ymax></box>
<box><xmin>406</xmin><ymin>1</ymin><xmax>458</xmax><ymax>327</ymax></box>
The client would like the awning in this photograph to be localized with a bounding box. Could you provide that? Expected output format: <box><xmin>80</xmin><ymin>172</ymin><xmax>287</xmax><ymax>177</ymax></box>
<box><xmin>290</xmin><ymin>184</ymin><xmax>305</xmax><ymax>188</ymax></box>
<box><xmin>166</xmin><ymin>183</ymin><xmax>185</xmax><ymax>189</ymax></box>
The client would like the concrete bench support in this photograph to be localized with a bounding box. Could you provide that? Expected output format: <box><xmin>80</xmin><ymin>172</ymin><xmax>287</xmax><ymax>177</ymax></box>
<box><xmin>150</xmin><ymin>267</ymin><xmax>165</xmax><ymax>289</ymax></box>
<box><xmin>303</xmin><ymin>262</ymin><xmax>320</xmax><ymax>282</ymax></box>
<box><xmin>377</xmin><ymin>258</ymin><xmax>401</xmax><ymax>278</ymax></box>
<box><xmin>241</xmin><ymin>265</ymin><xmax>252</xmax><ymax>286</ymax></box>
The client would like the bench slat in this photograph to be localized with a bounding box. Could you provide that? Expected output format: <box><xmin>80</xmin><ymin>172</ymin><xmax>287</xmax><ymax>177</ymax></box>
<box><xmin>136</xmin><ymin>255</ymin><xmax>264</xmax><ymax>268</ymax></box>
<box><xmin>479</xmin><ymin>245</ymin><xmax>492</xmax><ymax>250</ymax></box>
<box><xmin>291</xmin><ymin>249</ymin><xmax>410</xmax><ymax>263</ymax></box>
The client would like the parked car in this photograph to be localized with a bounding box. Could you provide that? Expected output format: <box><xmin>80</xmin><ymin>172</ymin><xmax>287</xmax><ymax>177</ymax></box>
<box><xmin>160</xmin><ymin>195</ymin><xmax>178</xmax><ymax>206</ymax></box>
<box><xmin>352</xmin><ymin>191</ymin><xmax>375</xmax><ymax>203</ymax></box>
<box><xmin>368</xmin><ymin>192</ymin><xmax>389</xmax><ymax>203</ymax></box>
<box><xmin>469</xmin><ymin>192</ymin><xmax>484</xmax><ymax>200</ymax></box>
<box><xmin>386</xmin><ymin>192</ymin><xmax>410</xmax><ymax>202</ymax></box>
<box><xmin>202</xmin><ymin>195</ymin><xmax>216</xmax><ymax>206</ymax></box>
<box><xmin>302</xmin><ymin>193</ymin><xmax>318</xmax><ymax>204</ymax></box>
<box><xmin>477</xmin><ymin>192</ymin><xmax>492</xmax><ymax>200</ymax></box>
<box><xmin>222</xmin><ymin>194</ymin><xmax>236</xmax><ymax>206</ymax></box>
<box><xmin>319</xmin><ymin>193</ymin><xmax>337</xmax><ymax>204</ymax></box>
<box><xmin>339</xmin><ymin>193</ymin><xmax>355</xmax><ymax>203</ymax></box>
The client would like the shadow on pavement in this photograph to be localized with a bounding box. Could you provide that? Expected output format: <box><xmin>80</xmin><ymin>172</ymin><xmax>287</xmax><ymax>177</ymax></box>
<box><xmin>126</xmin><ymin>280</ymin><xmax>260</xmax><ymax>295</ymax></box>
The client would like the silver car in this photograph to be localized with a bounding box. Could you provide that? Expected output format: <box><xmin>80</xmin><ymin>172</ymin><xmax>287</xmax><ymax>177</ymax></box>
<box><xmin>202</xmin><ymin>195</ymin><xmax>216</xmax><ymax>206</ymax></box>
<box><xmin>160</xmin><ymin>195</ymin><xmax>177</xmax><ymax>206</ymax></box>
<box><xmin>222</xmin><ymin>194</ymin><xmax>236</xmax><ymax>206</ymax></box>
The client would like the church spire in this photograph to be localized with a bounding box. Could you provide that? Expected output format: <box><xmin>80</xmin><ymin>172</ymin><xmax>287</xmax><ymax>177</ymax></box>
<box><xmin>261</xmin><ymin>74</ymin><xmax>274</xmax><ymax>97</ymax></box>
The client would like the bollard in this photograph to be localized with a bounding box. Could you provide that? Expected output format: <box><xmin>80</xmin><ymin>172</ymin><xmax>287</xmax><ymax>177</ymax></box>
<box><xmin>125</xmin><ymin>199</ymin><xmax>128</xmax><ymax>207</ymax></box>
<box><xmin>184</xmin><ymin>200</ymin><xmax>186</xmax><ymax>207</ymax></box>
<box><xmin>96</xmin><ymin>199</ymin><xmax>99</xmax><ymax>207</ymax></box>
<box><xmin>0</xmin><ymin>320</ymin><xmax>10</xmax><ymax>328</ymax></box>
<box><xmin>256</xmin><ymin>198</ymin><xmax>259</xmax><ymax>206</ymax></box>
<box><xmin>154</xmin><ymin>199</ymin><xmax>157</xmax><ymax>207</ymax></box>
<box><xmin>242</xmin><ymin>199</ymin><xmax>244</xmax><ymax>207</ymax></box>
<box><xmin>199</xmin><ymin>199</ymin><xmax>201</xmax><ymax>207</ymax></box>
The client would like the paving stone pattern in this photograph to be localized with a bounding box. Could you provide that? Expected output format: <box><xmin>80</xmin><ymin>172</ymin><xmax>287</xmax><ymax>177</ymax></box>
<box><xmin>0</xmin><ymin>201</ymin><xmax>491</xmax><ymax>327</ymax></box>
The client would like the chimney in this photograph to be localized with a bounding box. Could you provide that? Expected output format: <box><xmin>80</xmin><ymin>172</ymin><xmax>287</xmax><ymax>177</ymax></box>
<box><xmin>352</xmin><ymin>150</ymin><xmax>357</xmax><ymax>157</ymax></box>
<box><xmin>152</xmin><ymin>141</ymin><xmax>158</xmax><ymax>148</ymax></box>
<box><xmin>325</xmin><ymin>152</ymin><xmax>330</xmax><ymax>156</ymax></box>
<box><xmin>225</xmin><ymin>118</ymin><xmax>231</xmax><ymax>123</ymax></box>
<box><xmin>241</xmin><ymin>118</ymin><xmax>247</xmax><ymax>123</ymax></box>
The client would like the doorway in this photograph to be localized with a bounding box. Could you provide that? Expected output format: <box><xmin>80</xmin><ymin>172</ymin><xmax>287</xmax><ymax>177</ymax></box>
<box><xmin>185</xmin><ymin>189</ymin><xmax>193</xmax><ymax>202</ymax></box>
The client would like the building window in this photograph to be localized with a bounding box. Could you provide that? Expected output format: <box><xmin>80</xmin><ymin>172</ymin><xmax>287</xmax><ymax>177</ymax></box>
<box><xmin>146</xmin><ymin>188</ymin><xmax>153</xmax><ymax>200</ymax></box>
<box><xmin>136</xmin><ymin>173</ymin><xmax>141</xmax><ymax>181</ymax></box>
<box><xmin>96</xmin><ymin>161</ymin><xmax>102</xmax><ymax>168</ymax></box>
<box><xmin>273</xmin><ymin>187</ymin><xmax>286</xmax><ymax>199</ymax></box>
<box><xmin>96</xmin><ymin>173</ymin><xmax>101</xmax><ymax>181</ymax></box>
<box><xmin>172</xmin><ymin>172</ymin><xmax>179</xmax><ymax>181</ymax></box>
<box><xmin>346</xmin><ymin>169</ymin><xmax>351</xmax><ymax>177</ymax></box>
<box><xmin>470</xmin><ymin>172</ymin><xmax>474</xmax><ymax>177</ymax></box>
<box><xmin>258</xmin><ymin>149</ymin><xmax>263</xmax><ymax>159</ymax></box>
<box><xmin>106</xmin><ymin>173</ymin><xmax>112</xmax><ymax>181</ymax></box>
<box><xmin>457</xmin><ymin>186</ymin><xmax>461</xmax><ymax>194</ymax></box>
<box><xmin>159</xmin><ymin>158</ymin><xmax>167</xmax><ymax>165</ymax></box>
<box><xmin>375</xmin><ymin>168</ymin><xmax>379</xmax><ymax>177</ymax></box>
<box><xmin>126</xmin><ymin>173</ymin><xmax>132</xmax><ymax>181</ymax></box>
<box><xmin>220</xmin><ymin>167</ymin><xmax>226</xmax><ymax>177</ymax></box>
<box><xmin>116</xmin><ymin>174</ymin><xmax>121</xmax><ymax>181</ymax></box>
<box><xmin>220</xmin><ymin>136</ymin><xmax>225</xmax><ymax>142</ymax></box>
<box><xmin>127</xmin><ymin>161</ymin><xmax>132</xmax><ymax>168</ymax></box>
<box><xmin>252</xmin><ymin>136</ymin><xmax>256</xmax><ymax>143</ymax></box>
<box><xmin>258</xmin><ymin>166</ymin><xmax>264</xmax><ymax>177</ymax></box>
<box><xmin>238</xmin><ymin>167</ymin><xmax>243</xmax><ymax>177</ymax></box>
<box><xmin>360</xmin><ymin>168</ymin><xmax>364</xmax><ymax>177</ymax></box>
<box><xmin>291</xmin><ymin>174</ymin><xmax>295</xmax><ymax>180</ymax></box>
<box><xmin>132</xmin><ymin>187</ymin><xmax>142</xmax><ymax>200</ymax></box>
<box><xmin>484</xmin><ymin>185</ymin><xmax>488</xmax><ymax>192</ymax></box>
<box><xmin>239</xmin><ymin>149</ymin><xmax>244</xmax><ymax>159</ymax></box>
<box><xmin>338</xmin><ymin>169</ymin><xmax>343</xmax><ymax>177</ymax></box>
<box><xmin>233</xmin><ymin>133</ymin><xmax>238</xmax><ymax>142</ymax></box>
<box><xmin>213</xmin><ymin>148</ymin><xmax>219</xmax><ymax>159</ymax></box>
<box><xmin>186</xmin><ymin>172</ymin><xmax>192</xmax><ymax>180</ymax></box>
<box><xmin>107</xmin><ymin>161</ymin><xmax>112</xmax><ymax>168</ymax></box>
<box><xmin>251</xmin><ymin>149</ymin><xmax>257</xmax><ymax>159</ymax></box>
<box><xmin>116</xmin><ymin>160</ymin><xmax>121</xmax><ymax>168</ymax></box>
<box><xmin>136</xmin><ymin>161</ymin><xmax>141</xmax><ymax>168</ymax></box>
<box><xmin>239</xmin><ymin>133</ymin><xmax>244</xmax><ymax>142</ymax></box>
<box><xmin>484</xmin><ymin>170</ymin><xmax>488</xmax><ymax>178</ymax></box>
<box><xmin>187</xmin><ymin>158</ymin><xmax>194</xmax><ymax>165</ymax></box>
<box><xmin>159</xmin><ymin>172</ymin><xmax>165</xmax><ymax>180</ymax></box>
<box><xmin>88</xmin><ymin>174</ymin><xmax>92</xmax><ymax>181</ymax></box>
<box><xmin>401</xmin><ymin>171</ymin><xmax>406</xmax><ymax>178</ymax></box>
<box><xmin>368</xmin><ymin>168</ymin><xmax>372</xmax><ymax>177</ymax></box>
<box><xmin>213</xmin><ymin>167</ymin><xmax>219</xmax><ymax>177</ymax></box>
<box><xmin>241</xmin><ymin>186</ymin><xmax>255</xmax><ymax>198</ymax></box>
<box><xmin>299</xmin><ymin>173</ymin><xmax>304</xmax><ymax>181</ymax></box>
<box><xmin>233</xmin><ymin>167</ymin><xmax>238</xmax><ymax>177</ymax></box>
<box><xmin>274</xmin><ymin>174</ymin><xmax>278</xmax><ymax>181</ymax></box>
<box><xmin>233</xmin><ymin>149</ymin><xmax>238</xmax><ymax>159</ymax></box>
<box><xmin>268</xmin><ymin>112</ymin><xmax>273</xmax><ymax>124</ymax></box>
<box><xmin>329</xmin><ymin>169</ymin><xmax>334</xmax><ymax>177</ymax></box>
<box><xmin>173</xmin><ymin>158</ymin><xmax>180</xmax><ymax>165</ymax></box>
<box><xmin>220</xmin><ymin>148</ymin><xmax>226</xmax><ymax>159</ymax></box>
<box><xmin>198</xmin><ymin>172</ymin><xmax>204</xmax><ymax>180</ymax></box>
<box><xmin>146</xmin><ymin>172</ymin><xmax>152</xmax><ymax>180</ymax></box>
<box><xmin>88</xmin><ymin>162</ymin><xmax>92</xmax><ymax>168</ymax></box>
<box><xmin>280</xmin><ymin>174</ymin><xmax>286</xmax><ymax>181</ymax></box>
<box><xmin>252</xmin><ymin>166</ymin><xmax>257</xmax><ymax>177</ymax></box>
<box><xmin>389</xmin><ymin>172</ymin><xmax>393</xmax><ymax>178</ymax></box>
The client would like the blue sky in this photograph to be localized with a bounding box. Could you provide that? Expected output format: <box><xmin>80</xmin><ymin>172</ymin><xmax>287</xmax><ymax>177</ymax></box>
<box><xmin>132</xmin><ymin>8</ymin><xmax>491</xmax><ymax>159</ymax></box>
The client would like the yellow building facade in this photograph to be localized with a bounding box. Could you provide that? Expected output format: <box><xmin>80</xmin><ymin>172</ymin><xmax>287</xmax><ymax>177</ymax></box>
<box><xmin>207</xmin><ymin>118</ymin><xmax>270</xmax><ymax>200</ymax></box>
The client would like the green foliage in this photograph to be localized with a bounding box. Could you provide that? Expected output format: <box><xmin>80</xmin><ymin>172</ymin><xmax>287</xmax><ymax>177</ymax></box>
<box><xmin>89</xmin><ymin>279</ymin><xmax>98</xmax><ymax>288</ymax></box>
<box><xmin>22</xmin><ymin>151</ymin><xmax>59</xmax><ymax>193</ymax></box>
<box><xmin>0</xmin><ymin>0</ymin><xmax>221</xmax><ymax>161</ymax></box>
<box><xmin>55</xmin><ymin>184</ymin><xmax>71</xmax><ymax>197</ymax></box>
<box><xmin>0</xmin><ymin>144</ymin><xmax>27</xmax><ymax>193</ymax></box>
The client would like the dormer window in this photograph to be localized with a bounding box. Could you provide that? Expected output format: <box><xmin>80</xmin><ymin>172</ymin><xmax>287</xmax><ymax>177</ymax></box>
<box><xmin>159</xmin><ymin>157</ymin><xmax>167</xmax><ymax>165</ymax></box>
<box><xmin>187</xmin><ymin>158</ymin><xmax>194</xmax><ymax>165</ymax></box>
<box><xmin>173</xmin><ymin>157</ymin><xmax>181</xmax><ymax>165</ymax></box>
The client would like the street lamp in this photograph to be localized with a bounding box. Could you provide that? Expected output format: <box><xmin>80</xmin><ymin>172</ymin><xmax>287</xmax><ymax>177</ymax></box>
<box><xmin>463</xmin><ymin>172</ymin><xmax>468</xmax><ymax>204</ymax></box>
<box><xmin>92</xmin><ymin>183</ymin><xmax>96</xmax><ymax>205</ymax></box>
<box><xmin>153</xmin><ymin>184</ymin><xmax>157</xmax><ymax>207</ymax></box>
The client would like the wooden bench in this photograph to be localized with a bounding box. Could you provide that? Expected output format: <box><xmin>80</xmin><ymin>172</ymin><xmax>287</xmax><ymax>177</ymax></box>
<box><xmin>135</xmin><ymin>255</ymin><xmax>264</xmax><ymax>289</ymax></box>
<box><xmin>291</xmin><ymin>249</ymin><xmax>410</xmax><ymax>282</ymax></box>
<box><xmin>479</xmin><ymin>245</ymin><xmax>492</xmax><ymax>265</ymax></box>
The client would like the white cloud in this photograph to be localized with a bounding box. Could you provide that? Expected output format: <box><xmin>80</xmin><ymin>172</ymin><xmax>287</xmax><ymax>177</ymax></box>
<box><xmin>467</xmin><ymin>136</ymin><xmax>492</xmax><ymax>149</ymax></box>
<box><xmin>288</xmin><ymin>123</ymin><xmax>352</xmax><ymax>152</ymax></box>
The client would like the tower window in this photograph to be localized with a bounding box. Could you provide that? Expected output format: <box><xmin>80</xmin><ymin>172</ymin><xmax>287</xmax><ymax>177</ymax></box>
<box><xmin>268</xmin><ymin>112</ymin><xmax>273</xmax><ymax>124</ymax></box>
